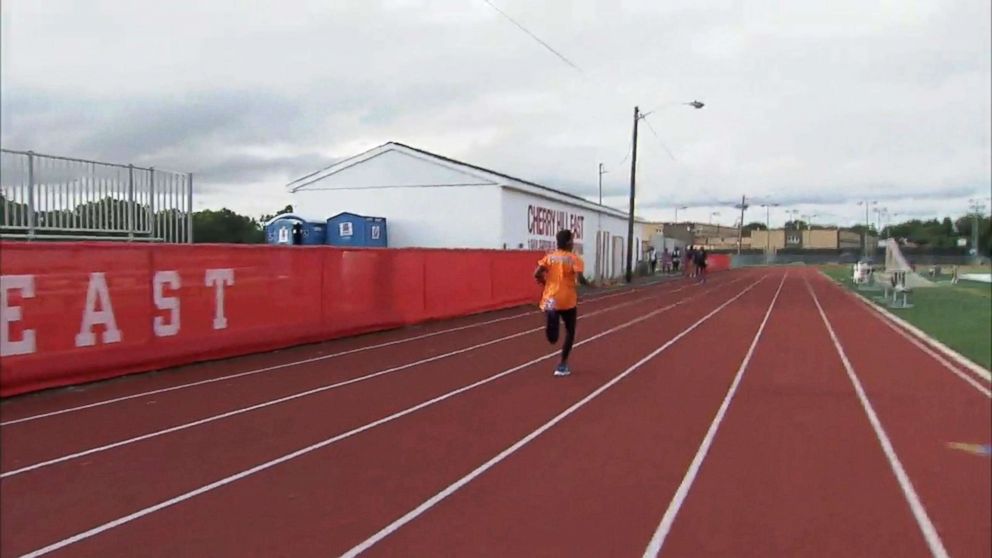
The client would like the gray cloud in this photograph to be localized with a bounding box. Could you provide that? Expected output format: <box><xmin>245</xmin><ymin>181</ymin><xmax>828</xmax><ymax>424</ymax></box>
<box><xmin>2</xmin><ymin>0</ymin><xmax>989</xmax><ymax>222</ymax></box>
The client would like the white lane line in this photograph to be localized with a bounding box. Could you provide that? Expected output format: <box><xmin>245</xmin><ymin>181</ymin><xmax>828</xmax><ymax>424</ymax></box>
<box><xmin>816</xmin><ymin>276</ymin><xmax>991</xmax><ymax>397</ymax></box>
<box><xmin>641</xmin><ymin>272</ymin><xmax>787</xmax><ymax>558</ymax></box>
<box><xmin>819</xmin><ymin>272</ymin><xmax>992</xmax><ymax>390</ymax></box>
<box><xmin>16</xmin><ymin>277</ymin><xmax>764</xmax><ymax>558</ymax></box>
<box><xmin>341</xmin><ymin>276</ymin><xmax>770</xmax><ymax>558</ymax></box>
<box><xmin>805</xmin><ymin>278</ymin><xmax>950</xmax><ymax>558</ymax></box>
<box><xmin>1</xmin><ymin>276</ymin><xmax>695</xmax><ymax>427</ymax></box>
<box><xmin>1</xmin><ymin>279</ymin><xmax>719</xmax><ymax>478</ymax></box>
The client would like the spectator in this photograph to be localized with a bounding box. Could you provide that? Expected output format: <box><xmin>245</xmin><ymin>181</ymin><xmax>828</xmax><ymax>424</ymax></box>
<box><xmin>661</xmin><ymin>247</ymin><xmax>673</xmax><ymax>273</ymax></box>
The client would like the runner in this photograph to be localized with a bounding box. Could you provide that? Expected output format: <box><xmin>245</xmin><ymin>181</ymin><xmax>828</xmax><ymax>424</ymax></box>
<box><xmin>695</xmin><ymin>246</ymin><xmax>709</xmax><ymax>284</ymax></box>
<box><xmin>534</xmin><ymin>229</ymin><xmax>588</xmax><ymax>377</ymax></box>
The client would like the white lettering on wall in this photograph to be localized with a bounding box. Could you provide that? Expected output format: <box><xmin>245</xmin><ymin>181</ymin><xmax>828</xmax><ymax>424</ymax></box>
<box><xmin>205</xmin><ymin>268</ymin><xmax>235</xmax><ymax>330</ymax></box>
<box><xmin>75</xmin><ymin>272</ymin><xmax>122</xmax><ymax>347</ymax></box>
<box><xmin>153</xmin><ymin>270</ymin><xmax>181</xmax><ymax>337</ymax></box>
<box><xmin>1</xmin><ymin>275</ymin><xmax>37</xmax><ymax>357</ymax></box>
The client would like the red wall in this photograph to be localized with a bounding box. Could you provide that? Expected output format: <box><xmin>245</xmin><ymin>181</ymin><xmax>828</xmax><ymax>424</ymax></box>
<box><xmin>708</xmin><ymin>254</ymin><xmax>732</xmax><ymax>272</ymax></box>
<box><xmin>0</xmin><ymin>242</ymin><xmax>544</xmax><ymax>397</ymax></box>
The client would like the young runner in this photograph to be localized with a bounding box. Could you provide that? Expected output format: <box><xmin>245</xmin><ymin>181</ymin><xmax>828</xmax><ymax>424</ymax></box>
<box><xmin>534</xmin><ymin>229</ymin><xmax>588</xmax><ymax>376</ymax></box>
<box><xmin>695</xmin><ymin>246</ymin><xmax>708</xmax><ymax>284</ymax></box>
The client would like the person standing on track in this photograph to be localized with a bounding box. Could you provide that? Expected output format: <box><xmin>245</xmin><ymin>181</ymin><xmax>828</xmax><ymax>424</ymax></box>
<box><xmin>695</xmin><ymin>246</ymin><xmax>708</xmax><ymax>284</ymax></box>
<box><xmin>534</xmin><ymin>229</ymin><xmax>588</xmax><ymax>377</ymax></box>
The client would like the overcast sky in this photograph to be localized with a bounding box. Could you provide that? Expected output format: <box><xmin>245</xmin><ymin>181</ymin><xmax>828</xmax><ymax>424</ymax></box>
<box><xmin>2</xmin><ymin>0</ymin><xmax>990</xmax><ymax>227</ymax></box>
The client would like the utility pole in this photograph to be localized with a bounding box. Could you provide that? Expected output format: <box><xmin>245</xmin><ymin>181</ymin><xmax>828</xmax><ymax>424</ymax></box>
<box><xmin>969</xmin><ymin>198</ymin><xmax>987</xmax><ymax>258</ymax></box>
<box><xmin>625</xmin><ymin>106</ymin><xmax>640</xmax><ymax>283</ymax></box>
<box><xmin>597</xmin><ymin>163</ymin><xmax>607</xmax><ymax>283</ymax></box>
<box><xmin>761</xmin><ymin>203</ymin><xmax>779</xmax><ymax>255</ymax></box>
<box><xmin>858</xmin><ymin>200</ymin><xmax>877</xmax><ymax>258</ymax></box>
<box><xmin>598</xmin><ymin>163</ymin><xmax>607</xmax><ymax>205</ymax></box>
<box><xmin>735</xmin><ymin>195</ymin><xmax>748</xmax><ymax>255</ymax></box>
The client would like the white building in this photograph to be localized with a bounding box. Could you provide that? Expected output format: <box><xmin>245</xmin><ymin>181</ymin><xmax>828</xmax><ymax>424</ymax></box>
<box><xmin>287</xmin><ymin>142</ymin><xmax>651</xmax><ymax>281</ymax></box>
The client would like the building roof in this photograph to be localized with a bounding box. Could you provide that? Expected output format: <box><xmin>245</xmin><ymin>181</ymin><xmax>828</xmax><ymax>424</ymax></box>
<box><xmin>286</xmin><ymin>141</ymin><xmax>645</xmax><ymax>221</ymax></box>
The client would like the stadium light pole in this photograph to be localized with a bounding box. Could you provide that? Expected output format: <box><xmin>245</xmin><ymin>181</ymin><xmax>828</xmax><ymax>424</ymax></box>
<box><xmin>598</xmin><ymin>163</ymin><xmax>607</xmax><ymax>205</ymax></box>
<box><xmin>761</xmin><ymin>203</ymin><xmax>779</xmax><ymax>253</ymax></box>
<box><xmin>625</xmin><ymin>100</ymin><xmax>704</xmax><ymax>283</ymax></box>
<box><xmin>968</xmin><ymin>198</ymin><xmax>988</xmax><ymax>258</ymax></box>
<box><xmin>858</xmin><ymin>200</ymin><xmax>877</xmax><ymax>258</ymax></box>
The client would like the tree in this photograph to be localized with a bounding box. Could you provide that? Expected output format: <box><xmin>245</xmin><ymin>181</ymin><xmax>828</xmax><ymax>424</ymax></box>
<box><xmin>743</xmin><ymin>222</ymin><xmax>767</xmax><ymax>235</ymax></box>
<box><xmin>260</xmin><ymin>204</ymin><xmax>293</xmax><ymax>224</ymax></box>
<box><xmin>956</xmin><ymin>214</ymin><xmax>992</xmax><ymax>255</ymax></box>
<box><xmin>192</xmin><ymin>208</ymin><xmax>264</xmax><ymax>243</ymax></box>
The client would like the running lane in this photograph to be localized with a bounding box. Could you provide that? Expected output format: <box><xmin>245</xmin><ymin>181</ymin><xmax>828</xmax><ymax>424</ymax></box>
<box><xmin>0</xmin><ymin>272</ymin><xmax>751</xmax><ymax>557</ymax></box>
<box><xmin>342</xmin><ymin>270</ymin><xmax>783</xmax><ymax>558</ymax></box>
<box><xmin>807</xmin><ymin>270</ymin><xmax>991</xmax><ymax>558</ymax></box>
<box><xmin>654</xmin><ymin>272</ymin><xmax>932</xmax><ymax>557</ymax></box>
<box><xmin>0</xmin><ymin>276</ymin><xmax>698</xmax><ymax>471</ymax></box>
<box><xmin>0</xmin><ymin>278</ymin><xmax>671</xmax><ymax>425</ymax></box>
<box><xmin>15</xmin><ymin>274</ymin><xmax>764</xmax><ymax>557</ymax></box>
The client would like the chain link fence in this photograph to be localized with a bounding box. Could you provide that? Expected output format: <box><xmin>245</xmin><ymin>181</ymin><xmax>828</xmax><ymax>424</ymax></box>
<box><xmin>1</xmin><ymin>149</ymin><xmax>193</xmax><ymax>243</ymax></box>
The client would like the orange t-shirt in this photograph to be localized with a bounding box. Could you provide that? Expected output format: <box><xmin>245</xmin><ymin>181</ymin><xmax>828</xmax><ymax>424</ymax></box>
<box><xmin>538</xmin><ymin>250</ymin><xmax>585</xmax><ymax>311</ymax></box>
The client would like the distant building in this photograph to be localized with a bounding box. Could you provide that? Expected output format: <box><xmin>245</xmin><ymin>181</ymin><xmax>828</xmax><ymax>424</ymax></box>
<box><xmin>750</xmin><ymin>228</ymin><xmax>874</xmax><ymax>252</ymax></box>
<box><xmin>651</xmin><ymin>222</ymin><xmax>744</xmax><ymax>251</ymax></box>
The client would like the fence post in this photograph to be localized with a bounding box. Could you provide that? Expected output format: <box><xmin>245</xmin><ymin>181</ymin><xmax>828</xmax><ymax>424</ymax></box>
<box><xmin>127</xmin><ymin>164</ymin><xmax>135</xmax><ymax>241</ymax></box>
<box><xmin>187</xmin><ymin>173</ymin><xmax>194</xmax><ymax>243</ymax></box>
<box><xmin>149</xmin><ymin>167</ymin><xmax>156</xmax><ymax>241</ymax></box>
<box><xmin>26</xmin><ymin>151</ymin><xmax>36</xmax><ymax>240</ymax></box>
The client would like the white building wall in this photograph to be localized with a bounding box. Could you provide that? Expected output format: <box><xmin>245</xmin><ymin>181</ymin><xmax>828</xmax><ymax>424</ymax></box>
<box><xmin>500</xmin><ymin>187</ymin><xmax>630</xmax><ymax>281</ymax></box>
<box><xmin>293</xmin><ymin>185</ymin><xmax>502</xmax><ymax>249</ymax></box>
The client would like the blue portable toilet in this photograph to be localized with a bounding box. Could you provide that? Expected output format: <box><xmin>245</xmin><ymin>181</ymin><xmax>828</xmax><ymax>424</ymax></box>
<box><xmin>326</xmin><ymin>212</ymin><xmax>388</xmax><ymax>247</ymax></box>
<box><xmin>264</xmin><ymin>214</ymin><xmax>326</xmax><ymax>246</ymax></box>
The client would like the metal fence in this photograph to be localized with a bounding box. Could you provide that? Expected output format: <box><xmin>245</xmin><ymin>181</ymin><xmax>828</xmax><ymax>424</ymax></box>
<box><xmin>1</xmin><ymin>149</ymin><xmax>193</xmax><ymax>243</ymax></box>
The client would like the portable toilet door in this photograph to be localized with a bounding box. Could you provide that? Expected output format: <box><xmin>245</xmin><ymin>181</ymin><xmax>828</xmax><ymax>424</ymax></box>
<box><xmin>266</xmin><ymin>217</ymin><xmax>302</xmax><ymax>245</ymax></box>
<box><xmin>326</xmin><ymin>213</ymin><xmax>367</xmax><ymax>247</ymax></box>
<box><xmin>365</xmin><ymin>217</ymin><xmax>387</xmax><ymax>247</ymax></box>
<box><xmin>299</xmin><ymin>222</ymin><xmax>326</xmax><ymax>245</ymax></box>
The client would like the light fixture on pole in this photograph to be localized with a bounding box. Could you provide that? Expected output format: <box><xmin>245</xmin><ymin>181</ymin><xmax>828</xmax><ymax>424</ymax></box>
<box><xmin>625</xmin><ymin>100</ymin><xmax>704</xmax><ymax>283</ymax></box>
<box><xmin>674</xmin><ymin>205</ymin><xmax>688</xmax><ymax>223</ymax></box>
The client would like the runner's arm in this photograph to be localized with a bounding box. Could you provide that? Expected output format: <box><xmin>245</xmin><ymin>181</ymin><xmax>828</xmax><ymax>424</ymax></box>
<box><xmin>535</xmin><ymin>264</ymin><xmax>548</xmax><ymax>285</ymax></box>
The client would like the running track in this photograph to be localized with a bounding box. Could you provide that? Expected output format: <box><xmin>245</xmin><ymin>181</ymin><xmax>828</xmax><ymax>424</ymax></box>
<box><xmin>1</xmin><ymin>267</ymin><xmax>989</xmax><ymax>557</ymax></box>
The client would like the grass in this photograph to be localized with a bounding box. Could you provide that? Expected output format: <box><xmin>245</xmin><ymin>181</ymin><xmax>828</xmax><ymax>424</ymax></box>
<box><xmin>820</xmin><ymin>265</ymin><xmax>992</xmax><ymax>370</ymax></box>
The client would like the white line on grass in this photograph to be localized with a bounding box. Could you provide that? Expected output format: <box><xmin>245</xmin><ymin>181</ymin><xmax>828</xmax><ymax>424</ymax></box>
<box><xmin>340</xmin><ymin>276</ymin><xmax>771</xmax><ymax>558</ymax></box>
<box><xmin>17</xmin><ymin>277</ymin><xmax>764</xmax><ymax>558</ymax></box>
<box><xmin>805</xmin><ymin>278</ymin><xmax>950</xmax><ymax>558</ymax></box>
<box><xmin>641</xmin><ymin>272</ymin><xmax>787</xmax><ymax>557</ymax></box>
<box><xmin>1</xmin><ymin>275</ymin><xmax>697</xmax><ymax>427</ymax></box>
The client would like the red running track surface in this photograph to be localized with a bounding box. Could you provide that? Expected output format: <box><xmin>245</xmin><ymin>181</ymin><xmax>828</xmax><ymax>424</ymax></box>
<box><xmin>0</xmin><ymin>268</ymin><xmax>988</xmax><ymax>557</ymax></box>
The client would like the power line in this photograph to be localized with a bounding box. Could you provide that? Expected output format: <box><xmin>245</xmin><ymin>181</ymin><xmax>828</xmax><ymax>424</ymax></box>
<box><xmin>640</xmin><ymin>117</ymin><xmax>678</xmax><ymax>162</ymax></box>
<box><xmin>481</xmin><ymin>0</ymin><xmax>584</xmax><ymax>74</ymax></box>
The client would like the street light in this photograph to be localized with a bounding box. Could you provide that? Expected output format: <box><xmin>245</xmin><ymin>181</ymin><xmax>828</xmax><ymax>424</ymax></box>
<box><xmin>709</xmin><ymin>211</ymin><xmax>720</xmax><ymax>224</ymax></box>
<box><xmin>598</xmin><ymin>163</ymin><xmax>608</xmax><ymax>205</ymax></box>
<box><xmin>760</xmin><ymin>203</ymin><xmax>779</xmax><ymax>253</ymax></box>
<box><xmin>858</xmin><ymin>200</ymin><xmax>878</xmax><ymax>258</ymax></box>
<box><xmin>674</xmin><ymin>205</ymin><xmax>688</xmax><ymax>223</ymax></box>
<box><xmin>625</xmin><ymin>100</ymin><xmax>705</xmax><ymax>282</ymax></box>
